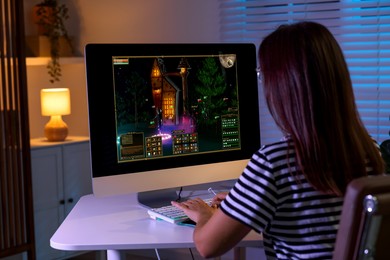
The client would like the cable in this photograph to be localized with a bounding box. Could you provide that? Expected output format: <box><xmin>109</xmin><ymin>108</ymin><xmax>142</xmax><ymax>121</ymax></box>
<box><xmin>154</xmin><ymin>248</ymin><xmax>161</xmax><ymax>260</ymax></box>
<box><xmin>189</xmin><ymin>248</ymin><xmax>195</xmax><ymax>260</ymax></box>
<box><xmin>176</xmin><ymin>187</ymin><xmax>183</xmax><ymax>202</ymax></box>
<box><xmin>208</xmin><ymin>187</ymin><xmax>217</xmax><ymax>195</ymax></box>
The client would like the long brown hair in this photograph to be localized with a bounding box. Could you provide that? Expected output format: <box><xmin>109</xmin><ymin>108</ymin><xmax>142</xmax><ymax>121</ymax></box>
<box><xmin>259</xmin><ymin>21</ymin><xmax>384</xmax><ymax>196</ymax></box>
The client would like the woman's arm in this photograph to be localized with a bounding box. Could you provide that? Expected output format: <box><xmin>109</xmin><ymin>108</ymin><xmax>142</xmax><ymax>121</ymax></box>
<box><xmin>172</xmin><ymin>198</ymin><xmax>251</xmax><ymax>258</ymax></box>
<box><xmin>194</xmin><ymin>208</ymin><xmax>251</xmax><ymax>258</ymax></box>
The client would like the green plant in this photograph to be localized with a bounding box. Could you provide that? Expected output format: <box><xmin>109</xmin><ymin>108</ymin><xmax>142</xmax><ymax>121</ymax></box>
<box><xmin>34</xmin><ymin>0</ymin><xmax>73</xmax><ymax>83</ymax></box>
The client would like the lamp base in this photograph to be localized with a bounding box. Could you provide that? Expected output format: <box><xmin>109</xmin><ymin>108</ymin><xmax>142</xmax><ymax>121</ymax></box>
<box><xmin>44</xmin><ymin>115</ymin><xmax>68</xmax><ymax>142</ymax></box>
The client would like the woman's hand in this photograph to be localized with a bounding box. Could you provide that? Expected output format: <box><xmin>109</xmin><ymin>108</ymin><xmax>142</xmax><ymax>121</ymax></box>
<box><xmin>171</xmin><ymin>198</ymin><xmax>216</xmax><ymax>223</ymax></box>
<box><xmin>172</xmin><ymin>193</ymin><xmax>251</xmax><ymax>258</ymax></box>
<box><xmin>211</xmin><ymin>191</ymin><xmax>229</xmax><ymax>208</ymax></box>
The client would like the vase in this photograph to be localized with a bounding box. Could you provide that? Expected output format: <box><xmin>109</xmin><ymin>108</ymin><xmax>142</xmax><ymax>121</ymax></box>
<box><xmin>32</xmin><ymin>5</ymin><xmax>55</xmax><ymax>36</ymax></box>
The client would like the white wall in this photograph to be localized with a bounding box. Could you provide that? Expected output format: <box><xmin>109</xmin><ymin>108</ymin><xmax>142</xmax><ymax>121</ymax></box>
<box><xmin>25</xmin><ymin>0</ymin><xmax>220</xmax><ymax>138</ymax></box>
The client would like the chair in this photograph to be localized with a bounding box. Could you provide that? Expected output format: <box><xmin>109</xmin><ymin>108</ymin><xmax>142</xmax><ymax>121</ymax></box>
<box><xmin>333</xmin><ymin>175</ymin><xmax>390</xmax><ymax>260</ymax></box>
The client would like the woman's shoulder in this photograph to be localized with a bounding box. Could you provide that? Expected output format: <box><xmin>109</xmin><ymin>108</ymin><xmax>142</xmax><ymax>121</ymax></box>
<box><xmin>248</xmin><ymin>137</ymin><xmax>296</xmax><ymax>169</ymax></box>
<box><xmin>259</xmin><ymin>137</ymin><xmax>293</xmax><ymax>155</ymax></box>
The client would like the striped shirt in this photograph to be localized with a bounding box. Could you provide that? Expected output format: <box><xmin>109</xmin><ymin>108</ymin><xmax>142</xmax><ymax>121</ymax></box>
<box><xmin>220</xmin><ymin>139</ymin><xmax>349</xmax><ymax>259</ymax></box>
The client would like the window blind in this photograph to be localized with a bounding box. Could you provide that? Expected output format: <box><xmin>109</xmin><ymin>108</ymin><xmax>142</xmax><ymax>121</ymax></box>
<box><xmin>0</xmin><ymin>0</ymin><xmax>35</xmax><ymax>258</ymax></box>
<box><xmin>220</xmin><ymin>0</ymin><xmax>390</xmax><ymax>146</ymax></box>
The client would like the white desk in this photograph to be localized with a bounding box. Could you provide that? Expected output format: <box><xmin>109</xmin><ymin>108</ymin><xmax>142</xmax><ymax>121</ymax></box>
<box><xmin>50</xmin><ymin>192</ymin><xmax>263</xmax><ymax>259</ymax></box>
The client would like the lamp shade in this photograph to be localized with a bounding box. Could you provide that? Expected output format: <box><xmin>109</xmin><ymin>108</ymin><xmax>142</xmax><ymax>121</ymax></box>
<box><xmin>41</xmin><ymin>88</ymin><xmax>71</xmax><ymax>116</ymax></box>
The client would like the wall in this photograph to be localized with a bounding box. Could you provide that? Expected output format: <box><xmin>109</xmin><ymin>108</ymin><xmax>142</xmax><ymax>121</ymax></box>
<box><xmin>25</xmin><ymin>0</ymin><xmax>220</xmax><ymax>138</ymax></box>
<box><xmin>23</xmin><ymin>2</ymin><xmax>267</xmax><ymax>258</ymax></box>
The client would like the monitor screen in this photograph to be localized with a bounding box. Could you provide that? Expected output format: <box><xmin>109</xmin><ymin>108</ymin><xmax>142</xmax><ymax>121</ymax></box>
<box><xmin>85</xmin><ymin>43</ymin><xmax>260</xmax><ymax>206</ymax></box>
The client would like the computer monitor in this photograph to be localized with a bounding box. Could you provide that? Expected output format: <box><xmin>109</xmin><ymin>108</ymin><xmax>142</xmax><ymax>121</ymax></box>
<box><xmin>85</xmin><ymin>43</ymin><xmax>260</xmax><ymax>207</ymax></box>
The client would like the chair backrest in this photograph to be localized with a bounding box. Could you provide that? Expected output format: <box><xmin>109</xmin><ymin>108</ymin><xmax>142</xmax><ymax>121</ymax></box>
<box><xmin>333</xmin><ymin>175</ymin><xmax>390</xmax><ymax>260</ymax></box>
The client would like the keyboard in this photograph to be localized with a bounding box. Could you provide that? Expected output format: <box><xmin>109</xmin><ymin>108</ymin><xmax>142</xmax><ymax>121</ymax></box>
<box><xmin>147</xmin><ymin>198</ymin><xmax>213</xmax><ymax>224</ymax></box>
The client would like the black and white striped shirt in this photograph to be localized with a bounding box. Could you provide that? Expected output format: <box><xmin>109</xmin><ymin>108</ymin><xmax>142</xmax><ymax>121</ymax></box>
<box><xmin>221</xmin><ymin>139</ymin><xmax>351</xmax><ymax>259</ymax></box>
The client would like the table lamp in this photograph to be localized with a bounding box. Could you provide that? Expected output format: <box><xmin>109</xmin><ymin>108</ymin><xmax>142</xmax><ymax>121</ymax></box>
<box><xmin>41</xmin><ymin>88</ymin><xmax>71</xmax><ymax>142</ymax></box>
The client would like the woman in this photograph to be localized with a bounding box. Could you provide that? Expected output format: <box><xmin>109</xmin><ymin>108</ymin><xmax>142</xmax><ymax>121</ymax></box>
<box><xmin>172</xmin><ymin>21</ymin><xmax>384</xmax><ymax>259</ymax></box>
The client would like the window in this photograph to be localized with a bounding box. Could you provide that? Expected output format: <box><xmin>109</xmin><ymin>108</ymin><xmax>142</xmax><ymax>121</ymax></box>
<box><xmin>220</xmin><ymin>0</ymin><xmax>390</xmax><ymax>145</ymax></box>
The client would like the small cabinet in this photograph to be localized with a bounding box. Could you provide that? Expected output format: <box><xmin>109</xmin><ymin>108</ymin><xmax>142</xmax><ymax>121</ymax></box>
<box><xmin>30</xmin><ymin>136</ymin><xmax>92</xmax><ymax>260</ymax></box>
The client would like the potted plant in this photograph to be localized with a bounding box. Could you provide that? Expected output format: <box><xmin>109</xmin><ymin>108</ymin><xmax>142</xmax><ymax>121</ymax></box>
<box><xmin>33</xmin><ymin>0</ymin><xmax>74</xmax><ymax>83</ymax></box>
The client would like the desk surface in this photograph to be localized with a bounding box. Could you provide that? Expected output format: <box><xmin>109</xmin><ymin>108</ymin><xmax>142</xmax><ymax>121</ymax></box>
<box><xmin>50</xmin><ymin>192</ymin><xmax>263</xmax><ymax>251</ymax></box>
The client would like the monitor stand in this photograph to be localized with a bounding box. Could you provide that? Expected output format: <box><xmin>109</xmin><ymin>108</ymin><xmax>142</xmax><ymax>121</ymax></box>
<box><xmin>136</xmin><ymin>179</ymin><xmax>237</xmax><ymax>208</ymax></box>
<box><xmin>137</xmin><ymin>188</ymin><xmax>179</xmax><ymax>208</ymax></box>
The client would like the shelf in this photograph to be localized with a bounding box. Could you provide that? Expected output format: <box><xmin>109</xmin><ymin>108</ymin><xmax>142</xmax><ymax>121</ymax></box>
<box><xmin>30</xmin><ymin>136</ymin><xmax>89</xmax><ymax>148</ymax></box>
<box><xmin>26</xmin><ymin>57</ymin><xmax>84</xmax><ymax>66</ymax></box>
